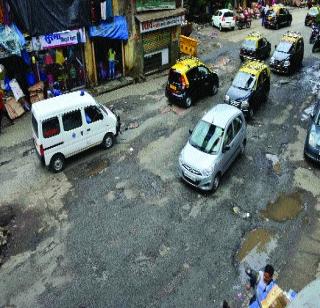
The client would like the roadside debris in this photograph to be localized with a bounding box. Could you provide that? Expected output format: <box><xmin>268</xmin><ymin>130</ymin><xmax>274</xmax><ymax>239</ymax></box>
<box><xmin>232</xmin><ymin>205</ymin><xmax>251</xmax><ymax>219</ymax></box>
<box><xmin>127</xmin><ymin>121</ymin><xmax>139</xmax><ymax>129</ymax></box>
<box><xmin>266</xmin><ymin>153</ymin><xmax>281</xmax><ymax>175</ymax></box>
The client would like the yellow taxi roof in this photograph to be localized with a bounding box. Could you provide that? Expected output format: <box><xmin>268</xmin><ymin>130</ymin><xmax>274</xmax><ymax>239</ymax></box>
<box><xmin>272</xmin><ymin>4</ymin><xmax>284</xmax><ymax>12</ymax></box>
<box><xmin>245</xmin><ymin>31</ymin><xmax>263</xmax><ymax>41</ymax></box>
<box><xmin>172</xmin><ymin>57</ymin><xmax>205</xmax><ymax>74</ymax></box>
<box><xmin>281</xmin><ymin>31</ymin><xmax>302</xmax><ymax>43</ymax></box>
<box><xmin>240</xmin><ymin>60</ymin><xmax>268</xmax><ymax>76</ymax></box>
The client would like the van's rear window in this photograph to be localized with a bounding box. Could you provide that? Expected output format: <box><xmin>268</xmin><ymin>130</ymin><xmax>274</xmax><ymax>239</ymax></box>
<box><xmin>168</xmin><ymin>69</ymin><xmax>181</xmax><ymax>84</ymax></box>
<box><xmin>42</xmin><ymin>117</ymin><xmax>60</xmax><ymax>138</ymax></box>
<box><xmin>32</xmin><ymin>114</ymin><xmax>38</xmax><ymax>138</ymax></box>
<box><xmin>224</xmin><ymin>12</ymin><xmax>234</xmax><ymax>17</ymax></box>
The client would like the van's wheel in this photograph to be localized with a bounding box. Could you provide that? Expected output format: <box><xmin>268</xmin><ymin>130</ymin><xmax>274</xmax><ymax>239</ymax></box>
<box><xmin>210</xmin><ymin>82</ymin><xmax>218</xmax><ymax>96</ymax></box>
<box><xmin>275</xmin><ymin>23</ymin><xmax>279</xmax><ymax>30</ymax></box>
<box><xmin>212</xmin><ymin>173</ymin><xmax>221</xmax><ymax>192</ymax></box>
<box><xmin>184</xmin><ymin>96</ymin><xmax>192</xmax><ymax>108</ymax></box>
<box><xmin>219</xmin><ymin>24</ymin><xmax>222</xmax><ymax>31</ymax></box>
<box><xmin>50</xmin><ymin>154</ymin><xmax>65</xmax><ymax>173</ymax></box>
<box><xmin>102</xmin><ymin>133</ymin><xmax>114</xmax><ymax>149</ymax></box>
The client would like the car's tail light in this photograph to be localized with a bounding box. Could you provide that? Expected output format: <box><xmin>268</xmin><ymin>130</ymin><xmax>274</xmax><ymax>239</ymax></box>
<box><xmin>222</xmin><ymin>16</ymin><xmax>225</xmax><ymax>21</ymax></box>
<box><xmin>40</xmin><ymin>144</ymin><xmax>45</xmax><ymax>157</ymax></box>
<box><xmin>233</xmin><ymin>16</ymin><xmax>236</xmax><ymax>20</ymax></box>
<box><xmin>179</xmin><ymin>75</ymin><xmax>187</xmax><ymax>90</ymax></box>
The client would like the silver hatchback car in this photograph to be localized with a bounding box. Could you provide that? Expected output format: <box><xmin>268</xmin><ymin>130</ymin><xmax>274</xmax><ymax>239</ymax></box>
<box><xmin>178</xmin><ymin>104</ymin><xmax>247</xmax><ymax>191</ymax></box>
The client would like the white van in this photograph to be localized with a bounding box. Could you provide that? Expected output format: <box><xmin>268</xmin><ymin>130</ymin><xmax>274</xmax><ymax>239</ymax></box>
<box><xmin>31</xmin><ymin>91</ymin><xmax>120</xmax><ymax>172</ymax></box>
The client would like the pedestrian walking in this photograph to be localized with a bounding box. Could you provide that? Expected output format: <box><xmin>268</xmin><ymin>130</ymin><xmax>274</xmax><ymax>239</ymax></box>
<box><xmin>245</xmin><ymin>264</ymin><xmax>276</xmax><ymax>308</ymax></box>
<box><xmin>0</xmin><ymin>91</ymin><xmax>14</xmax><ymax>134</ymax></box>
<box><xmin>261</xmin><ymin>5</ymin><xmax>266</xmax><ymax>26</ymax></box>
<box><xmin>108</xmin><ymin>48</ymin><xmax>116</xmax><ymax>80</ymax></box>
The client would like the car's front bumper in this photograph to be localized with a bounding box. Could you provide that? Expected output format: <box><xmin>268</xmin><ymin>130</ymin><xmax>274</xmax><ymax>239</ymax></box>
<box><xmin>270</xmin><ymin>63</ymin><xmax>290</xmax><ymax>74</ymax></box>
<box><xmin>304</xmin><ymin>144</ymin><xmax>320</xmax><ymax>163</ymax></box>
<box><xmin>178</xmin><ymin>164</ymin><xmax>213</xmax><ymax>191</ymax></box>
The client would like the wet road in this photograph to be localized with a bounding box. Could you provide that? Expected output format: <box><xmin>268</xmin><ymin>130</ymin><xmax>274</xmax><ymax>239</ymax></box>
<box><xmin>1</xmin><ymin>7</ymin><xmax>320</xmax><ymax>308</ymax></box>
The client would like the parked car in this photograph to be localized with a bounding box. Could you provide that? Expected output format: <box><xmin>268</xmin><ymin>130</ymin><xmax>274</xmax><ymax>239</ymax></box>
<box><xmin>211</xmin><ymin>9</ymin><xmax>236</xmax><ymax>31</ymax></box>
<box><xmin>32</xmin><ymin>91</ymin><xmax>120</xmax><ymax>172</ymax></box>
<box><xmin>264</xmin><ymin>5</ymin><xmax>292</xmax><ymax>29</ymax></box>
<box><xmin>178</xmin><ymin>104</ymin><xmax>247</xmax><ymax>192</ymax></box>
<box><xmin>225</xmin><ymin>60</ymin><xmax>270</xmax><ymax>119</ymax></box>
<box><xmin>305</xmin><ymin>6</ymin><xmax>320</xmax><ymax>26</ymax></box>
<box><xmin>165</xmin><ymin>57</ymin><xmax>219</xmax><ymax>108</ymax></box>
<box><xmin>304</xmin><ymin>100</ymin><xmax>320</xmax><ymax>163</ymax></box>
<box><xmin>240</xmin><ymin>31</ymin><xmax>271</xmax><ymax>61</ymax></box>
<box><xmin>270</xmin><ymin>31</ymin><xmax>304</xmax><ymax>74</ymax></box>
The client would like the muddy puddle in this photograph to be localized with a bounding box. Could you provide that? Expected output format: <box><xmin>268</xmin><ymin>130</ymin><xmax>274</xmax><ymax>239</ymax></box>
<box><xmin>236</xmin><ymin>229</ymin><xmax>278</xmax><ymax>284</ymax></box>
<box><xmin>236</xmin><ymin>229</ymin><xmax>275</xmax><ymax>263</ymax></box>
<box><xmin>261</xmin><ymin>192</ymin><xmax>302</xmax><ymax>222</ymax></box>
<box><xmin>85</xmin><ymin>159</ymin><xmax>109</xmax><ymax>177</ymax></box>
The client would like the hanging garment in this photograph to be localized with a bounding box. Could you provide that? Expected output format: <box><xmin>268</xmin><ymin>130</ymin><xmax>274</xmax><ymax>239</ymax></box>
<box><xmin>106</xmin><ymin>0</ymin><xmax>113</xmax><ymax>22</ymax></box>
<box><xmin>44</xmin><ymin>53</ymin><xmax>54</xmax><ymax>65</ymax></box>
<box><xmin>55</xmin><ymin>49</ymin><xmax>65</xmax><ymax>65</ymax></box>
<box><xmin>0</xmin><ymin>0</ymin><xmax>4</xmax><ymax>24</ymax></box>
<box><xmin>9</xmin><ymin>78</ymin><xmax>25</xmax><ymax>101</ymax></box>
<box><xmin>101</xmin><ymin>1</ymin><xmax>106</xmax><ymax>20</ymax></box>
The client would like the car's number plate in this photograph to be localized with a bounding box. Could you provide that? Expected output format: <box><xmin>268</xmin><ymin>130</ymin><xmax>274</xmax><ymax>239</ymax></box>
<box><xmin>184</xmin><ymin>170</ymin><xmax>196</xmax><ymax>182</ymax></box>
<box><xmin>170</xmin><ymin>84</ymin><xmax>176</xmax><ymax>91</ymax></box>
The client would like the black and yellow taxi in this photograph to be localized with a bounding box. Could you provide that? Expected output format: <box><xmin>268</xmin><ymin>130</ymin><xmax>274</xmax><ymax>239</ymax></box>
<box><xmin>270</xmin><ymin>31</ymin><xmax>304</xmax><ymax>74</ymax></box>
<box><xmin>264</xmin><ymin>5</ymin><xmax>292</xmax><ymax>30</ymax></box>
<box><xmin>165</xmin><ymin>57</ymin><xmax>219</xmax><ymax>108</ymax></box>
<box><xmin>240</xmin><ymin>32</ymin><xmax>271</xmax><ymax>61</ymax></box>
<box><xmin>225</xmin><ymin>60</ymin><xmax>270</xmax><ymax>118</ymax></box>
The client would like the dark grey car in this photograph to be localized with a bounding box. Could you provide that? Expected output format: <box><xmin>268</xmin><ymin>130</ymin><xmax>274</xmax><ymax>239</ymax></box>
<box><xmin>304</xmin><ymin>101</ymin><xmax>320</xmax><ymax>163</ymax></box>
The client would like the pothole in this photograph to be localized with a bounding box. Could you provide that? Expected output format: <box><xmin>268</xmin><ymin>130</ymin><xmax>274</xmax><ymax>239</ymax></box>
<box><xmin>236</xmin><ymin>229</ymin><xmax>278</xmax><ymax>284</ymax></box>
<box><xmin>236</xmin><ymin>229</ymin><xmax>275</xmax><ymax>263</ymax></box>
<box><xmin>261</xmin><ymin>192</ymin><xmax>302</xmax><ymax>222</ymax></box>
<box><xmin>85</xmin><ymin>159</ymin><xmax>109</xmax><ymax>177</ymax></box>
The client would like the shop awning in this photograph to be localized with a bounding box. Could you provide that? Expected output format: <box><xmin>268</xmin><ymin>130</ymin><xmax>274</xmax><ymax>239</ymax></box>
<box><xmin>89</xmin><ymin>16</ymin><xmax>128</xmax><ymax>40</ymax></box>
<box><xmin>135</xmin><ymin>7</ymin><xmax>186</xmax><ymax>23</ymax></box>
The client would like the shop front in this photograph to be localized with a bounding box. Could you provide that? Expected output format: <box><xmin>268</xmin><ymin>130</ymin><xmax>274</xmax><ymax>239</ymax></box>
<box><xmin>136</xmin><ymin>8</ymin><xmax>185</xmax><ymax>75</ymax></box>
<box><xmin>89</xmin><ymin>16</ymin><xmax>129</xmax><ymax>85</ymax></box>
<box><xmin>30</xmin><ymin>28</ymin><xmax>86</xmax><ymax>94</ymax></box>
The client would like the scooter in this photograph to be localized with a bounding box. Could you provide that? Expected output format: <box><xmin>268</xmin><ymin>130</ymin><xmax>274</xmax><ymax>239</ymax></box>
<box><xmin>236</xmin><ymin>14</ymin><xmax>252</xmax><ymax>29</ymax></box>
<box><xmin>310</xmin><ymin>23</ymin><xmax>320</xmax><ymax>44</ymax></box>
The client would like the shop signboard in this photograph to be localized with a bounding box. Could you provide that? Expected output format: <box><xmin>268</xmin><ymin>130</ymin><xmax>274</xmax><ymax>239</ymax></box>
<box><xmin>32</xmin><ymin>28</ymin><xmax>86</xmax><ymax>50</ymax></box>
<box><xmin>140</xmin><ymin>15</ymin><xmax>184</xmax><ymax>33</ymax></box>
<box><xmin>136</xmin><ymin>0</ymin><xmax>176</xmax><ymax>12</ymax></box>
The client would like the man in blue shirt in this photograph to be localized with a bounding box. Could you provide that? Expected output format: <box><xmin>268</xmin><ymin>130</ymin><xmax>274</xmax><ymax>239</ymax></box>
<box><xmin>246</xmin><ymin>264</ymin><xmax>276</xmax><ymax>307</ymax></box>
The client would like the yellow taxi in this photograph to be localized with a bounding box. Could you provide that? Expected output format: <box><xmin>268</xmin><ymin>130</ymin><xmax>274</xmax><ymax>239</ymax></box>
<box><xmin>165</xmin><ymin>57</ymin><xmax>219</xmax><ymax>108</ymax></box>
<box><xmin>225</xmin><ymin>60</ymin><xmax>270</xmax><ymax>118</ymax></box>
<box><xmin>240</xmin><ymin>32</ymin><xmax>271</xmax><ymax>61</ymax></box>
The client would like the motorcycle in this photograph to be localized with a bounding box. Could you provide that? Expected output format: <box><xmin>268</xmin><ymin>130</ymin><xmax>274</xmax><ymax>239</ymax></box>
<box><xmin>236</xmin><ymin>13</ymin><xmax>252</xmax><ymax>29</ymax></box>
<box><xmin>310</xmin><ymin>23</ymin><xmax>320</xmax><ymax>44</ymax></box>
<box><xmin>312</xmin><ymin>33</ymin><xmax>320</xmax><ymax>53</ymax></box>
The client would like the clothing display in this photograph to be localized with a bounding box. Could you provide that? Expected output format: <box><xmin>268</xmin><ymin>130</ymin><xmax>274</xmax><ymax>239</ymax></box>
<box><xmin>9</xmin><ymin>78</ymin><xmax>24</xmax><ymax>101</ymax></box>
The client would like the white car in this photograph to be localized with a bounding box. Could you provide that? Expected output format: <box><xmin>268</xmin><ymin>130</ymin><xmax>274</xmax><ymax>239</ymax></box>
<box><xmin>212</xmin><ymin>9</ymin><xmax>236</xmax><ymax>31</ymax></box>
<box><xmin>178</xmin><ymin>104</ymin><xmax>246</xmax><ymax>191</ymax></box>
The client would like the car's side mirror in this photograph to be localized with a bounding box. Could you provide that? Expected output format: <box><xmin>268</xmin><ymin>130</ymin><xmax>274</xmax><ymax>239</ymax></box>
<box><xmin>223</xmin><ymin>144</ymin><xmax>230</xmax><ymax>153</ymax></box>
<box><xmin>189</xmin><ymin>129</ymin><xmax>193</xmax><ymax>135</ymax></box>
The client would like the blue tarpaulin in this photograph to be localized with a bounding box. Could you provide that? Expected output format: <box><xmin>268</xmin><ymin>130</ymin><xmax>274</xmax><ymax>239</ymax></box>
<box><xmin>89</xmin><ymin>16</ymin><xmax>128</xmax><ymax>40</ymax></box>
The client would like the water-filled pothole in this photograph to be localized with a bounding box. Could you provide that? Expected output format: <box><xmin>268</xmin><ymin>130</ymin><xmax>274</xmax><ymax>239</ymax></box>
<box><xmin>261</xmin><ymin>192</ymin><xmax>302</xmax><ymax>222</ymax></box>
<box><xmin>236</xmin><ymin>229</ymin><xmax>275</xmax><ymax>263</ymax></box>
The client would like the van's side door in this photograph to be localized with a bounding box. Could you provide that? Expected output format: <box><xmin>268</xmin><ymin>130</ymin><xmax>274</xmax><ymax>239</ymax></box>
<box><xmin>61</xmin><ymin>109</ymin><xmax>86</xmax><ymax>157</ymax></box>
<box><xmin>83</xmin><ymin>105</ymin><xmax>106</xmax><ymax>146</ymax></box>
<box><xmin>41</xmin><ymin>116</ymin><xmax>64</xmax><ymax>159</ymax></box>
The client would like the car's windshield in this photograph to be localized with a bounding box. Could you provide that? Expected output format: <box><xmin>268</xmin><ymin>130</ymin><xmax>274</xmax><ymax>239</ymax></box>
<box><xmin>242</xmin><ymin>39</ymin><xmax>257</xmax><ymax>50</ymax></box>
<box><xmin>276</xmin><ymin>41</ymin><xmax>293</xmax><ymax>53</ymax></box>
<box><xmin>266</xmin><ymin>10</ymin><xmax>276</xmax><ymax>17</ymax></box>
<box><xmin>189</xmin><ymin>120</ymin><xmax>224</xmax><ymax>154</ymax></box>
<box><xmin>232</xmin><ymin>71</ymin><xmax>256</xmax><ymax>90</ymax></box>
